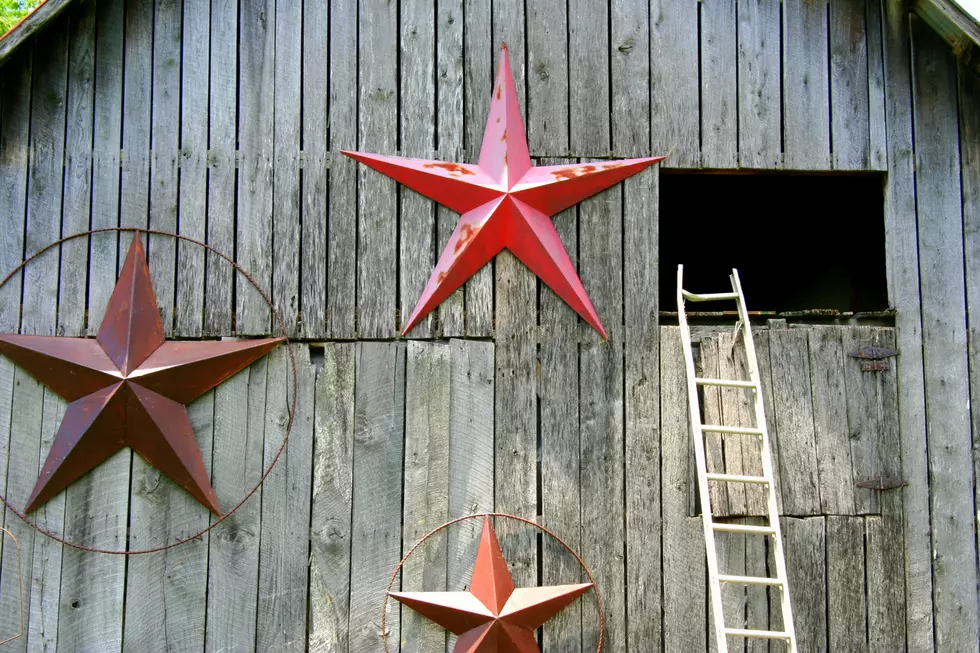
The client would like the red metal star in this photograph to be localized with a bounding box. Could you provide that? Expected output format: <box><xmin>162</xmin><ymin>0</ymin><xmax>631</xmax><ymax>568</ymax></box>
<box><xmin>390</xmin><ymin>516</ymin><xmax>593</xmax><ymax>652</ymax></box>
<box><xmin>0</xmin><ymin>234</ymin><xmax>282</xmax><ymax>515</ymax></box>
<box><xmin>344</xmin><ymin>45</ymin><xmax>665</xmax><ymax>338</ymax></box>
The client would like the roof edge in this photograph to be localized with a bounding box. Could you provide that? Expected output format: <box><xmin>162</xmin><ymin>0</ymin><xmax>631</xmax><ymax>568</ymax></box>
<box><xmin>916</xmin><ymin>0</ymin><xmax>980</xmax><ymax>59</ymax></box>
<box><xmin>0</xmin><ymin>0</ymin><xmax>76</xmax><ymax>69</ymax></box>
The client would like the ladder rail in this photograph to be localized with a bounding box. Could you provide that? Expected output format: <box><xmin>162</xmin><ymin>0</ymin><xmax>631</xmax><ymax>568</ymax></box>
<box><xmin>676</xmin><ymin>265</ymin><xmax>730</xmax><ymax>653</ymax></box>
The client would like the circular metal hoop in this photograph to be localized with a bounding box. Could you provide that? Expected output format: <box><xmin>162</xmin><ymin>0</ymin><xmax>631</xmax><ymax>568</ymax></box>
<box><xmin>380</xmin><ymin>512</ymin><xmax>605</xmax><ymax>653</ymax></box>
<box><xmin>0</xmin><ymin>227</ymin><xmax>297</xmax><ymax>555</ymax></box>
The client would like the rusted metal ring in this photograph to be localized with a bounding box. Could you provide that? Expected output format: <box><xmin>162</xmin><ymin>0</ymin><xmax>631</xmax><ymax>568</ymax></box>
<box><xmin>0</xmin><ymin>227</ymin><xmax>298</xmax><ymax>555</ymax></box>
<box><xmin>380</xmin><ymin>512</ymin><xmax>605</xmax><ymax>653</ymax></box>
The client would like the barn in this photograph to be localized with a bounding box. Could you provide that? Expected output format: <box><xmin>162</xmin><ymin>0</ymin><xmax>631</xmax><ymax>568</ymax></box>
<box><xmin>0</xmin><ymin>0</ymin><xmax>977</xmax><ymax>651</ymax></box>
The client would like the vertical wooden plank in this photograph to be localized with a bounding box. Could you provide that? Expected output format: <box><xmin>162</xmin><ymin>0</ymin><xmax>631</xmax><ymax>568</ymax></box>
<box><xmin>0</xmin><ymin>50</ymin><xmax>29</xmax><ymax>335</ymax></box>
<box><xmin>301</xmin><ymin>0</ymin><xmax>328</xmax><ymax>338</ymax></box>
<box><xmin>460</xmin><ymin>0</ymin><xmax>494</xmax><ymax>337</ymax></box>
<box><xmin>327</xmin><ymin>0</ymin><xmax>357</xmax><ymax>338</ymax></box>
<box><xmin>175</xmin><ymin>0</ymin><xmax>210</xmax><ymax>338</ymax></box>
<box><xmin>720</xmin><ymin>331</ymin><xmax>767</xmax><ymax>516</ymax></box>
<box><xmin>148</xmin><ymin>0</ymin><xmax>181</xmax><ymax>336</ymax></box>
<box><xmin>308</xmin><ymin>344</ymin><xmax>355</xmax><ymax>652</ymax></box>
<box><xmin>26</xmin><ymin>388</ymin><xmax>67</xmax><ymax>653</ymax></box>
<box><xmin>401</xmin><ymin>342</ymin><xmax>450</xmax><ymax>653</ymax></box>
<box><xmin>711</xmin><ymin>529</ymin><xmax>746</xmax><ymax>653</ymax></box>
<box><xmin>119</xmin><ymin>0</ymin><xmax>152</xmax><ymax>237</ymax></box>
<box><xmin>87</xmin><ymin>0</ymin><xmax>123</xmax><ymax>337</ymax></box>
<box><xmin>399</xmin><ymin>0</ymin><xmax>436</xmax><ymax>338</ymax></box>
<box><xmin>773</xmin><ymin>517</ymin><xmax>826</xmax><ymax>653</ymax></box>
<box><xmin>23</xmin><ymin>21</ymin><xmax>68</xmax><ymax>338</ymax></box>
<box><xmin>866</xmin><ymin>0</ymin><xmax>887</xmax><ymax>171</ymax></box>
<box><xmin>256</xmin><ymin>346</ymin><xmax>315</xmax><ymax>651</ymax></box>
<box><xmin>701</xmin><ymin>336</ymin><xmax>731</xmax><ymax>516</ymax></box>
<box><xmin>204</xmin><ymin>0</ymin><xmax>237</xmax><ymax>336</ymax></box>
<box><xmin>743</xmin><ymin>517</ymin><xmax>770</xmax><ymax>653</ymax></box>
<box><xmin>612</xmin><ymin>0</ymin><xmax>651</xmax><ymax>157</ymax></box>
<box><xmin>737</xmin><ymin>0</ymin><xmax>781</xmax><ymax>169</ymax></box>
<box><xmin>830</xmin><ymin>0</ymin><xmax>872</xmax><ymax>170</ymax></box>
<box><xmin>59</xmin><ymin>1</ymin><xmax>96</xmax><ymax>337</ymax></box>
<box><xmin>357</xmin><ymin>0</ymin><xmax>398</xmax><ymax>338</ymax></box>
<box><xmin>348</xmin><ymin>342</ymin><xmax>405</xmax><ymax>653</ymax></box>
<box><xmin>569</xmin><ymin>0</ymin><xmax>609</xmax><ymax>157</ymax></box>
<box><xmin>808</xmin><ymin>326</ymin><xmax>856</xmax><ymax>515</ymax></box>
<box><xmin>754</xmin><ymin>329</ymin><xmax>783</xmax><ymax>513</ymax></box>
<box><xmin>435</xmin><ymin>0</ymin><xmax>465</xmax><ymax>337</ymax></box>
<box><xmin>701</xmin><ymin>0</ymin><xmax>738</xmax><ymax>169</ymax></box>
<box><xmin>842</xmin><ymin>326</ymin><xmax>882</xmax><ymax>514</ymax></box>
<box><xmin>538</xmin><ymin>159</ymin><xmax>580</xmax><ymax>653</ymax></box>
<box><xmin>911</xmin><ymin>17</ymin><xmax>978</xmax><ymax>652</ymax></box>
<box><xmin>526</xmin><ymin>0</ymin><xmax>568</xmax><ymax>156</ymax></box>
<box><xmin>0</xmin><ymin>370</ymin><xmax>44</xmax><ymax>653</ymax></box>
<box><xmin>445</xmin><ymin>339</ymin><xmax>494</xmax><ymax>652</ymax></box>
<box><xmin>204</xmin><ymin>360</ymin><xmax>267</xmax><ymax>652</ymax></box>
<box><xmin>881</xmin><ymin>3</ymin><xmax>932</xmax><ymax>648</ymax></box>
<box><xmin>661</xmin><ymin>327</ymin><xmax>707</xmax><ymax>653</ymax></box>
<box><xmin>768</xmin><ymin>329</ymin><xmax>820</xmax><ymax>515</ymax></box>
<box><xmin>271</xmin><ymin>0</ymin><xmax>302</xmax><ymax>337</ymax></box>
<box><xmin>827</xmin><ymin>516</ymin><xmax>868</xmax><ymax>653</ymax></box>
<box><xmin>122</xmin><ymin>391</ymin><xmax>214</xmax><ymax>653</ymax></box>
<box><xmin>491</xmin><ymin>0</ymin><xmax>536</xmax><ymax>594</ymax></box>
<box><xmin>782</xmin><ymin>0</ymin><xmax>831</xmax><ymax>170</ymax></box>
<box><xmin>650</xmin><ymin>0</ymin><xmax>699</xmax><ymax>167</ymax></box>
<box><xmin>236</xmin><ymin>0</ymin><xmax>275</xmax><ymax>335</ymax></box>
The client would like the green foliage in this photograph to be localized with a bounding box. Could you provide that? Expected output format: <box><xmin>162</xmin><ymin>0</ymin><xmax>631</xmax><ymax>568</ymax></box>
<box><xmin>0</xmin><ymin>0</ymin><xmax>42</xmax><ymax>37</ymax></box>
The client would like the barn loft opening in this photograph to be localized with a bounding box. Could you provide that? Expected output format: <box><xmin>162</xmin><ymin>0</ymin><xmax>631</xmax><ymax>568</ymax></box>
<box><xmin>659</xmin><ymin>172</ymin><xmax>888</xmax><ymax>317</ymax></box>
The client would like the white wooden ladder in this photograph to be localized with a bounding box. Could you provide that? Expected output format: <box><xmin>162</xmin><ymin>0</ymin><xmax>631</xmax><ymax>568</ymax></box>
<box><xmin>676</xmin><ymin>265</ymin><xmax>799</xmax><ymax>653</ymax></box>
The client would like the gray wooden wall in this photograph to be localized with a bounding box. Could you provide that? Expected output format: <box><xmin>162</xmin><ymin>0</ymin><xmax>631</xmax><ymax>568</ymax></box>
<box><xmin>0</xmin><ymin>0</ymin><xmax>976</xmax><ymax>651</ymax></box>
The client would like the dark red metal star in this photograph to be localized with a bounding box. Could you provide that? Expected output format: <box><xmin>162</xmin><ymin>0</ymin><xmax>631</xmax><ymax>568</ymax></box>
<box><xmin>0</xmin><ymin>234</ymin><xmax>282</xmax><ymax>515</ymax></box>
<box><xmin>344</xmin><ymin>45</ymin><xmax>665</xmax><ymax>339</ymax></box>
<box><xmin>390</xmin><ymin>516</ymin><xmax>592</xmax><ymax>652</ymax></box>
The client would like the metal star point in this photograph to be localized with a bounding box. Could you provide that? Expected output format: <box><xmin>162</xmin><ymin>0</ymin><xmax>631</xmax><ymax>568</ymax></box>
<box><xmin>390</xmin><ymin>516</ymin><xmax>593</xmax><ymax>653</ymax></box>
<box><xmin>343</xmin><ymin>44</ymin><xmax>666</xmax><ymax>339</ymax></box>
<box><xmin>0</xmin><ymin>233</ymin><xmax>283</xmax><ymax>515</ymax></box>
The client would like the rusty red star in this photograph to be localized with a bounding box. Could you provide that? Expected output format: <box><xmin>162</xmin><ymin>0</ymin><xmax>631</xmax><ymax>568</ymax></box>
<box><xmin>344</xmin><ymin>45</ymin><xmax>665</xmax><ymax>338</ymax></box>
<box><xmin>0</xmin><ymin>234</ymin><xmax>282</xmax><ymax>515</ymax></box>
<box><xmin>390</xmin><ymin>516</ymin><xmax>592</xmax><ymax>652</ymax></box>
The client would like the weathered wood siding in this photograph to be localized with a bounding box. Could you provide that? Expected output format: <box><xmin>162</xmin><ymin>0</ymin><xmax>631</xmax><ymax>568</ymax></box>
<box><xmin>0</xmin><ymin>0</ymin><xmax>975</xmax><ymax>651</ymax></box>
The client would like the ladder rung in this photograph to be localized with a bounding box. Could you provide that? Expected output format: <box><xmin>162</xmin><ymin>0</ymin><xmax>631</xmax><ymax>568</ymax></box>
<box><xmin>718</xmin><ymin>574</ymin><xmax>784</xmax><ymax>586</ymax></box>
<box><xmin>682</xmin><ymin>290</ymin><xmax>740</xmax><ymax>302</ymax></box>
<box><xmin>700</xmin><ymin>424</ymin><xmax>763</xmax><ymax>435</ymax></box>
<box><xmin>706</xmin><ymin>473</ymin><xmax>770</xmax><ymax>485</ymax></box>
<box><xmin>695</xmin><ymin>377</ymin><xmax>757</xmax><ymax>389</ymax></box>
<box><xmin>711</xmin><ymin>523</ymin><xmax>776</xmax><ymax>535</ymax></box>
<box><xmin>724</xmin><ymin>628</ymin><xmax>791</xmax><ymax>640</ymax></box>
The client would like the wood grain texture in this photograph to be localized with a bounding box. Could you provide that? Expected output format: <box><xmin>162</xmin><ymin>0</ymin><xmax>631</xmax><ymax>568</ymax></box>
<box><xmin>808</xmin><ymin>327</ymin><xmax>855</xmax><ymax>515</ymax></box>
<box><xmin>611</xmin><ymin>0</ymin><xmax>650</xmax><ymax>157</ymax></box>
<box><xmin>830</xmin><ymin>0</ymin><xmax>872</xmax><ymax>170</ymax></box>
<box><xmin>783</xmin><ymin>0</ymin><xmax>831</xmax><ymax>170</ymax></box>
<box><xmin>147</xmin><ymin>0</ymin><xmax>180</xmax><ymax>336</ymax></box>
<box><xmin>650</xmin><ymin>0</ymin><xmax>699</xmax><ymax>167</ymax></box>
<box><xmin>327</xmin><ymin>0</ymin><xmax>357</xmax><ymax>338</ymax></box>
<box><xmin>204</xmin><ymin>0</ymin><xmax>237</xmax><ymax>336</ymax></box>
<box><xmin>743</xmin><ymin>517</ymin><xmax>771</xmax><ymax>653</ymax></box>
<box><xmin>661</xmin><ymin>327</ymin><xmax>706</xmax><ymax>652</ymax></box>
<box><xmin>122</xmin><ymin>391</ymin><xmax>214</xmax><ymax>653</ymax></box>
<box><xmin>827</xmin><ymin>516</ymin><xmax>868</xmax><ymax>653</ymax></box>
<box><xmin>719</xmin><ymin>331</ymin><xmax>766</xmax><ymax>516</ymax></box>
<box><xmin>700</xmin><ymin>0</ymin><xmax>737</xmax><ymax>168</ymax></box>
<box><xmin>911</xmin><ymin>17</ymin><xmax>978</xmax><ymax>652</ymax></box>
<box><xmin>0</xmin><ymin>0</ymin><xmax>74</xmax><ymax>67</ymax></box>
<box><xmin>0</xmin><ymin>50</ymin><xmax>30</xmax><ymax>334</ymax></box>
<box><xmin>22</xmin><ymin>20</ymin><xmax>67</xmax><ymax>338</ymax></box>
<box><xmin>768</xmin><ymin>329</ymin><xmax>820</xmax><ymax>515</ymax></box>
<box><xmin>881</xmin><ymin>3</ymin><xmax>933</xmax><ymax>648</ymax></box>
<box><xmin>235</xmin><ymin>0</ymin><xmax>275</xmax><ymax>335</ymax></box>
<box><xmin>119</xmin><ymin>0</ymin><xmax>152</xmax><ymax>240</ymax></box>
<box><xmin>701</xmin><ymin>336</ymin><xmax>730</xmax><ymax>516</ymax></box>
<box><xmin>174</xmin><ymin>0</ymin><xmax>209</xmax><ymax>337</ymax></box>
<box><xmin>347</xmin><ymin>342</ymin><xmax>405</xmax><ymax>652</ymax></box>
<box><xmin>527</xmin><ymin>0</ymin><xmax>569</xmax><ymax>155</ymax></box>
<box><xmin>570</xmin><ymin>0</ymin><xmax>610</xmax><ymax>157</ymax></box>
<box><xmin>775</xmin><ymin>517</ymin><xmax>826</xmax><ymax>653</ymax></box>
<box><xmin>271</xmin><ymin>0</ymin><xmax>302</xmax><ymax>337</ymax></box>
<box><xmin>866</xmin><ymin>0</ymin><xmax>888</xmax><ymax>170</ymax></box>
<box><xmin>754</xmin><ymin>330</ymin><xmax>783</xmax><ymax>514</ymax></box>
<box><xmin>205</xmin><ymin>361</ymin><xmax>267</xmax><ymax>652</ymax></box>
<box><xmin>401</xmin><ymin>342</ymin><xmax>451</xmax><ymax>653</ymax></box>
<box><xmin>257</xmin><ymin>346</ymin><xmax>314</xmax><ymax>652</ymax></box>
<box><xmin>842</xmin><ymin>326</ymin><xmax>882</xmax><ymax>514</ymax></box>
<box><xmin>300</xmin><ymin>0</ymin><xmax>328</xmax><ymax>338</ymax></box>
<box><xmin>399</xmin><ymin>0</ymin><xmax>437</xmax><ymax>338</ymax></box>
<box><xmin>357</xmin><ymin>0</ymin><xmax>399</xmax><ymax>338</ymax></box>
<box><xmin>435</xmin><ymin>0</ymin><xmax>465</xmax><ymax>337</ymax></box>
<box><xmin>710</xmin><ymin>528</ymin><xmax>745</xmax><ymax>653</ymax></box>
<box><xmin>58</xmin><ymin>1</ymin><xmax>95</xmax><ymax>337</ymax></box>
<box><xmin>308</xmin><ymin>344</ymin><xmax>356</xmax><ymax>652</ymax></box>
<box><xmin>867</xmin><ymin>513</ymin><xmax>907</xmax><ymax>652</ymax></box>
<box><xmin>737</xmin><ymin>0</ymin><xmax>781</xmax><ymax>169</ymax></box>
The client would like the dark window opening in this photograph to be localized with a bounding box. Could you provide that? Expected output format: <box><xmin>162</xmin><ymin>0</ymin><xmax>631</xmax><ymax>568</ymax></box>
<box><xmin>659</xmin><ymin>172</ymin><xmax>888</xmax><ymax>315</ymax></box>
